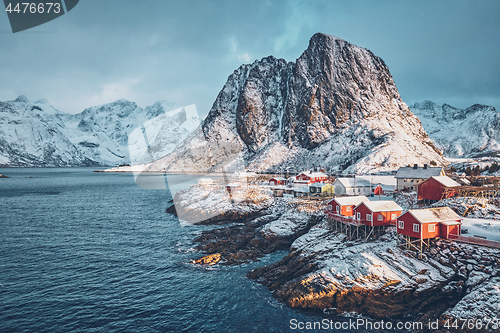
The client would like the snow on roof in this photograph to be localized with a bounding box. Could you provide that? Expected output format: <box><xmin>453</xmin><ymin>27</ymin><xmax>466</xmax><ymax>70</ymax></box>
<box><xmin>269</xmin><ymin>177</ymin><xmax>287</xmax><ymax>181</ymax></box>
<box><xmin>408</xmin><ymin>207</ymin><xmax>461</xmax><ymax>224</ymax></box>
<box><xmin>226</xmin><ymin>183</ymin><xmax>241</xmax><ymax>187</ymax></box>
<box><xmin>309</xmin><ymin>182</ymin><xmax>330</xmax><ymax>188</ymax></box>
<box><xmin>429</xmin><ymin>176</ymin><xmax>460</xmax><ymax>188</ymax></box>
<box><xmin>357</xmin><ymin>200</ymin><xmax>402</xmax><ymax>212</ymax></box>
<box><xmin>294</xmin><ymin>186</ymin><xmax>310</xmax><ymax>193</ymax></box>
<box><xmin>297</xmin><ymin>170</ymin><xmax>327</xmax><ymax>178</ymax></box>
<box><xmin>395</xmin><ymin>166</ymin><xmax>444</xmax><ymax>179</ymax></box>
<box><xmin>334</xmin><ymin>177</ymin><xmax>371</xmax><ymax>187</ymax></box>
<box><xmin>333</xmin><ymin>195</ymin><xmax>369</xmax><ymax>206</ymax></box>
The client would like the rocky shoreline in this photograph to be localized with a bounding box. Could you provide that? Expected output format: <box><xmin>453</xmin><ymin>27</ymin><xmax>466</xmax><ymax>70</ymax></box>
<box><xmin>167</xmin><ymin>186</ymin><xmax>500</xmax><ymax>331</ymax></box>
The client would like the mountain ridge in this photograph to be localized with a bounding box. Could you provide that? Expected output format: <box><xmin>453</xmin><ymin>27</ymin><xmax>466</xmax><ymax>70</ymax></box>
<box><xmin>410</xmin><ymin>100</ymin><xmax>500</xmax><ymax>158</ymax></box>
<box><xmin>0</xmin><ymin>96</ymin><xmax>200</xmax><ymax>167</ymax></box>
<box><xmin>149</xmin><ymin>33</ymin><xmax>445</xmax><ymax>174</ymax></box>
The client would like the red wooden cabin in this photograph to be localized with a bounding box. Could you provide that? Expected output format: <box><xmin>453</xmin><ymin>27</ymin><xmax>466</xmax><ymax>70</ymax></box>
<box><xmin>397</xmin><ymin>207</ymin><xmax>461</xmax><ymax>240</ymax></box>
<box><xmin>353</xmin><ymin>201</ymin><xmax>402</xmax><ymax>226</ymax></box>
<box><xmin>417</xmin><ymin>176</ymin><xmax>460</xmax><ymax>204</ymax></box>
<box><xmin>269</xmin><ymin>177</ymin><xmax>286</xmax><ymax>186</ymax></box>
<box><xmin>326</xmin><ymin>196</ymin><xmax>369</xmax><ymax>217</ymax></box>
<box><xmin>295</xmin><ymin>171</ymin><xmax>328</xmax><ymax>185</ymax></box>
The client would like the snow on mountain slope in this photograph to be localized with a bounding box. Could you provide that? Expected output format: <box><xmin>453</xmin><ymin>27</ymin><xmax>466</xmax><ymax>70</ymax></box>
<box><xmin>127</xmin><ymin>104</ymin><xmax>201</xmax><ymax>164</ymax></box>
<box><xmin>0</xmin><ymin>96</ymin><xmax>200</xmax><ymax>167</ymax></box>
<box><xmin>410</xmin><ymin>100</ymin><xmax>500</xmax><ymax>157</ymax></box>
<box><xmin>149</xmin><ymin>33</ymin><xmax>444</xmax><ymax>174</ymax></box>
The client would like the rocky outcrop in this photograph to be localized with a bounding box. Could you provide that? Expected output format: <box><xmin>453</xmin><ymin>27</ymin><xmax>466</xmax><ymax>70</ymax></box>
<box><xmin>248</xmin><ymin>225</ymin><xmax>500</xmax><ymax>321</ymax></box>
<box><xmin>169</xmin><ymin>183</ymin><xmax>499</xmax><ymax>323</ymax></box>
<box><xmin>152</xmin><ymin>33</ymin><xmax>444</xmax><ymax>174</ymax></box>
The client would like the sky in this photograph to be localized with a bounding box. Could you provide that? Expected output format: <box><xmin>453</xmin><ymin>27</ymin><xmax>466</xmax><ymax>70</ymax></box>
<box><xmin>0</xmin><ymin>0</ymin><xmax>499</xmax><ymax>117</ymax></box>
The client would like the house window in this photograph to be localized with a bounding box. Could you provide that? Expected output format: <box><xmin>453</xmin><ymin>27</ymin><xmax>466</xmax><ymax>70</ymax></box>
<box><xmin>346</xmin><ymin>207</ymin><xmax>351</xmax><ymax>212</ymax></box>
<box><xmin>391</xmin><ymin>213</ymin><xmax>397</xmax><ymax>220</ymax></box>
<box><xmin>378</xmin><ymin>215</ymin><xmax>383</xmax><ymax>221</ymax></box>
<box><xmin>336</xmin><ymin>206</ymin><xmax>339</xmax><ymax>213</ymax></box>
<box><xmin>428</xmin><ymin>224</ymin><xmax>435</xmax><ymax>232</ymax></box>
<box><xmin>357</xmin><ymin>212</ymin><xmax>361</xmax><ymax>220</ymax></box>
<box><xmin>367</xmin><ymin>214</ymin><xmax>372</xmax><ymax>221</ymax></box>
<box><xmin>328</xmin><ymin>205</ymin><xmax>332</xmax><ymax>211</ymax></box>
<box><xmin>358</xmin><ymin>188</ymin><xmax>361</xmax><ymax>192</ymax></box>
<box><xmin>398</xmin><ymin>221</ymin><xmax>404</xmax><ymax>229</ymax></box>
<box><xmin>413</xmin><ymin>224</ymin><xmax>420</xmax><ymax>232</ymax></box>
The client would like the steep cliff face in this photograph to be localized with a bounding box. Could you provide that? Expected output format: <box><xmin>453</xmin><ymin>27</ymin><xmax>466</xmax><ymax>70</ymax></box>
<box><xmin>152</xmin><ymin>33</ymin><xmax>444</xmax><ymax>173</ymax></box>
<box><xmin>410</xmin><ymin>100</ymin><xmax>500</xmax><ymax>157</ymax></box>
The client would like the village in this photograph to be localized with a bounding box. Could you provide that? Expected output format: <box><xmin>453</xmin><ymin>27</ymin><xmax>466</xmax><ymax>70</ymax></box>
<box><xmin>206</xmin><ymin>164</ymin><xmax>500</xmax><ymax>258</ymax></box>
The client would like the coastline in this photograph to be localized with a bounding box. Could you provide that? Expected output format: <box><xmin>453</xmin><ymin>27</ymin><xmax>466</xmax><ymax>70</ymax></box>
<box><xmin>170</xmin><ymin>183</ymin><xmax>500</xmax><ymax>327</ymax></box>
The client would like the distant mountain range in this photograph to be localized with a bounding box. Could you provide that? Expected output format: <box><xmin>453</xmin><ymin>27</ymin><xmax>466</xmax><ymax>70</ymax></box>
<box><xmin>410</xmin><ymin>101</ymin><xmax>500</xmax><ymax>158</ymax></box>
<box><xmin>2</xmin><ymin>33</ymin><xmax>498</xmax><ymax>171</ymax></box>
<box><xmin>0</xmin><ymin>96</ymin><xmax>200</xmax><ymax>167</ymax></box>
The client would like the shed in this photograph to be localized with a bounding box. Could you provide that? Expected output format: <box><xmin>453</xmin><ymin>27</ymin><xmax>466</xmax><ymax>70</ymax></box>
<box><xmin>373</xmin><ymin>184</ymin><xmax>395</xmax><ymax>196</ymax></box>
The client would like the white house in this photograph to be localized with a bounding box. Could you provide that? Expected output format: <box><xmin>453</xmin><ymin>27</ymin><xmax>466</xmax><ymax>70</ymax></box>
<box><xmin>332</xmin><ymin>177</ymin><xmax>372</xmax><ymax>196</ymax></box>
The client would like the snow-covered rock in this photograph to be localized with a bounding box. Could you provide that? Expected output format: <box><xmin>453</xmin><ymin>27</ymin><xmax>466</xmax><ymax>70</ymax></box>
<box><xmin>150</xmin><ymin>33</ymin><xmax>445</xmax><ymax>174</ymax></box>
<box><xmin>0</xmin><ymin>96</ymin><xmax>200</xmax><ymax>167</ymax></box>
<box><xmin>411</xmin><ymin>100</ymin><xmax>500</xmax><ymax>158</ymax></box>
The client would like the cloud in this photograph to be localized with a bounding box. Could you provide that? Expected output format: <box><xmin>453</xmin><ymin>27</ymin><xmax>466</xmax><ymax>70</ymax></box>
<box><xmin>273</xmin><ymin>0</ymin><xmax>315</xmax><ymax>54</ymax></box>
<box><xmin>228</xmin><ymin>37</ymin><xmax>253</xmax><ymax>64</ymax></box>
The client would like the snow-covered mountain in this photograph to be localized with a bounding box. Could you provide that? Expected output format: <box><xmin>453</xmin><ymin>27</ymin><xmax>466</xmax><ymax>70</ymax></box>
<box><xmin>149</xmin><ymin>33</ymin><xmax>444</xmax><ymax>174</ymax></box>
<box><xmin>410</xmin><ymin>100</ymin><xmax>500</xmax><ymax>157</ymax></box>
<box><xmin>0</xmin><ymin>96</ymin><xmax>200</xmax><ymax>167</ymax></box>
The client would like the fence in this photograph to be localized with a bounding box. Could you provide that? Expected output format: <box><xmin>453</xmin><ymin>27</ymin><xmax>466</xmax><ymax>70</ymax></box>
<box><xmin>448</xmin><ymin>234</ymin><xmax>500</xmax><ymax>248</ymax></box>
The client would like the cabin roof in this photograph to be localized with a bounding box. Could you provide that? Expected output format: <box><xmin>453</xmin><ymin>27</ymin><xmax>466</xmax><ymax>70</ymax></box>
<box><xmin>309</xmin><ymin>182</ymin><xmax>330</xmax><ymax>188</ymax></box>
<box><xmin>357</xmin><ymin>200</ymin><xmax>402</xmax><ymax>212</ymax></box>
<box><xmin>333</xmin><ymin>195</ymin><xmax>369</xmax><ymax>206</ymax></box>
<box><xmin>334</xmin><ymin>177</ymin><xmax>371</xmax><ymax>188</ymax></box>
<box><xmin>297</xmin><ymin>171</ymin><xmax>327</xmax><ymax>178</ymax></box>
<box><xmin>406</xmin><ymin>207</ymin><xmax>461</xmax><ymax>224</ymax></box>
<box><xmin>294</xmin><ymin>186</ymin><xmax>310</xmax><ymax>193</ymax></box>
<box><xmin>270</xmin><ymin>177</ymin><xmax>287</xmax><ymax>181</ymax></box>
<box><xmin>428</xmin><ymin>176</ymin><xmax>460</xmax><ymax>188</ymax></box>
<box><xmin>395</xmin><ymin>166</ymin><xmax>444</xmax><ymax>179</ymax></box>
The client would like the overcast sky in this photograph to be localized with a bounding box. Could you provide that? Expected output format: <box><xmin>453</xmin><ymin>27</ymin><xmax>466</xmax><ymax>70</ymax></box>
<box><xmin>0</xmin><ymin>0</ymin><xmax>499</xmax><ymax>117</ymax></box>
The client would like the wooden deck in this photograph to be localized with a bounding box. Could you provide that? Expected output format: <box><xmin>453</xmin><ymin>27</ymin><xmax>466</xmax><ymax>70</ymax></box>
<box><xmin>448</xmin><ymin>234</ymin><xmax>500</xmax><ymax>248</ymax></box>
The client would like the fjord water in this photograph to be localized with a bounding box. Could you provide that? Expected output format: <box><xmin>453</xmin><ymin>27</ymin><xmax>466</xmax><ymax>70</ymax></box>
<box><xmin>0</xmin><ymin>168</ymin><xmax>350</xmax><ymax>333</ymax></box>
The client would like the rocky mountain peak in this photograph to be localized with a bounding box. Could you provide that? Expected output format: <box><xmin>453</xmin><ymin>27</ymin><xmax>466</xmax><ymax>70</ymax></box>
<box><xmin>153</xmin><ymin>33</ymin><xmax>445</xmax><ymax>174</ymax></box>
<box><xmin>14</xmin><ymin>95</ymin><xmax>29</xmax><ymax>103</ymax></box>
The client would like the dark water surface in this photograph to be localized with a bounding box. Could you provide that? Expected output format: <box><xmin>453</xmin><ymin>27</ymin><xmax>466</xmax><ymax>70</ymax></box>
<box><xmin>0</xmin><ymin>168</ymin><xmax>360</xmax><ymax>333</ymax></box>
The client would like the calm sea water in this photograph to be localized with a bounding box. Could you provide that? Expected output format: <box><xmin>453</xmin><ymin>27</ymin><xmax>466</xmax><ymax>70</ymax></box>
<box><xmin>0</xmin><ymin>168</ymin><xmax>364</xmax><ymax>333</ymax></box>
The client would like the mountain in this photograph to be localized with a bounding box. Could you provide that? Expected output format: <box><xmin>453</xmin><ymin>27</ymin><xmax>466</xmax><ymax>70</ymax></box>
<box><xmin>149</xmin><ymin>33</ymin><xmax>444</xmax><ymax>174</ymax></box>
<box><xmin>410</xmin><ymin>100</ymin><xmax>500</xmax><ymax>158</ymax></box>
<box><xmin>0</xmin><ymin>96</ymin><xmax>200</xmax><ymax>167</ymax></box>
